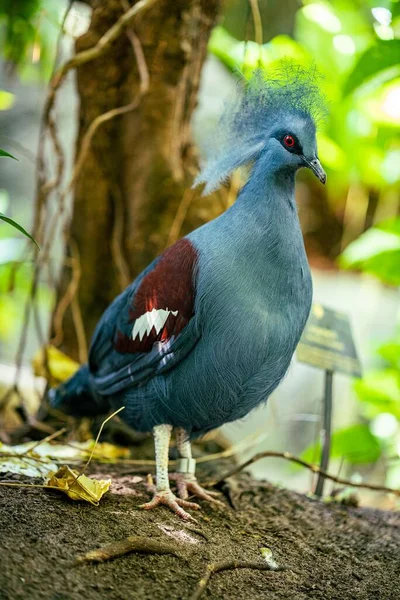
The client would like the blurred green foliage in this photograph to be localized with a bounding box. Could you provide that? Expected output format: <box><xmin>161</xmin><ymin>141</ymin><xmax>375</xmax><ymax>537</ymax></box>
<box><xmin>340</xmin><ymin>217</ymin><xmax>400</xmax><ymax>485</ymax></box>
<box><xmin>211</xmin><ymin>1</ymin><xmax>400</xmax><ymax>482</ymax></box>
<box><xmin>302</xmin><ymin>423</ymin><xmax>382</xmax><ymax>464</ymax></box>
<box><xmin>0</xmin><ymin>150</ymin><xmax>42</xmax><ymax>348</ymax></box>
<box><xmin>0</xmin><ymin>0</ymin><xmax>63</xmax><ymax>80</ymax></box>
<box><xmin>0</xmin><ymin>0</ymin><xmax>57</xmax><ymax>353</ymax></box>
<box><xmin>340</xmin><ymin>217</ymin><xmax>400</xmax><ymax>284</ymax></box>
<box><xmin>210</xmin><ymin>1</ymin><xmax>400</xmax><ymax>201</ymax></box>
<box><xmin>0</xmin><ymin>148</ymin><xmax>16</xmax><ymax>159</ymax></box>
<box><xmin>0</xmin><ymin>150</ymin><xmax>39</xmax><ymax>246</ymax></box>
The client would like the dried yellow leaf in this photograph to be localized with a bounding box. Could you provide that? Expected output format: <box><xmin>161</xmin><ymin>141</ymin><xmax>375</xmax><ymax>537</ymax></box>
<box><xmin>47</xmin><ymin>465</ymin><xmax>111</xmax><ymax>506</ymax></box>
<box><xmin>32</xmin><ymin>345</ymin><xmax>80</xmax><ymax>385</ymax></box>
<box><xmin>87</xmin><ymin>441</ymin><xmax>130</xmax><ymax>460</ymax></box>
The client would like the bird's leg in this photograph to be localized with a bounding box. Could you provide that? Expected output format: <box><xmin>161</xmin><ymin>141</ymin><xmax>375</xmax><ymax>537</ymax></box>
<box><xmin>139</xmin><ymin>424</ymin><xmax>200</xmax><ymax>520</ymax></box>
<box><xmin>170</xmin><ymin>428</ymin><xmax>224</xmax><ymax>506</ymax></box>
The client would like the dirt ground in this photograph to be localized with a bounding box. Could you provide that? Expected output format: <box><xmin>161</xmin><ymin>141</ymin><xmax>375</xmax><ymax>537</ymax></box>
<box><xmin>0</xmin><ymin>451</ymin><xmax>399</xmax><ymax>600</ymax></box>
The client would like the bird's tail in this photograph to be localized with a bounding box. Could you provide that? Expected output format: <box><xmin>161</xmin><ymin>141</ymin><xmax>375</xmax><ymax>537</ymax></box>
<box><xmin>48</xmin><ymin>364</ymin><xmax>107</xmax><ymax>417</ymax></box>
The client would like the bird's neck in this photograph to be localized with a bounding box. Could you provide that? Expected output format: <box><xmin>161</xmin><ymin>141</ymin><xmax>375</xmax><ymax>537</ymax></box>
<box><xmin>238</xmin><ymin>152</ymin><xmax>297</xmax><ymax>208</ymax></box>
<box><xmin>227</xmin><ymin>161</ymin><xmax>303</xmax><ymax>259</ymax></box>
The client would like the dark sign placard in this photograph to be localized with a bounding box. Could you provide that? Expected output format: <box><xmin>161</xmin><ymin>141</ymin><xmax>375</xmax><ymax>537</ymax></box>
<box><xmin>297</xmin><ymin>303</ymin><xmax>362</xmax><ymax>378</ymax></box>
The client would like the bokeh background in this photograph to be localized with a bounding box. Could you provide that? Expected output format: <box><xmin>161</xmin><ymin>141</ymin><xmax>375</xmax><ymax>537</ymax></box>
<box><xmin>0</xmin><ymin>0</ymin><xmax>399</xmax><ymax>506</ymax></box>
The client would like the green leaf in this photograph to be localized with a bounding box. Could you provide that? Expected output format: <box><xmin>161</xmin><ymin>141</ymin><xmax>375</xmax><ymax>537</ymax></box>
<box><xmin>317</xmin><ymin>133</ymin><xmax>346</xmax><ymax>171</ymax></box>
<box><xmin>378</xmin><ymin>339</ymin><xmax>400</xmax><ymax>370</ymax></box>
<box><xmin>301</xmin><ymin>424</ymin><xmax>381</xmax><ymax>465</ymax></box>
<box><xmin>350</xmin><ymin>250</ymin><xmax>400</xmax><ymax>285</ymax></box>
<box><xmin>344</xmin><ymin>40</ymin><xmax>400</xmax><ymax>96</ymax></box>
<box><xmin>354</xmin><ymin>369</ymin><xmax>400</xmax><ymax>419</ymax></box>
<box><xmin>339</xmin><ymin>227</ymin><xmax>400</xmax><ymax>285</ymax></box>
<box><xmin>340</xmin><ymin>228</ymin><xmax>400</xmax><ymax>264</ymax></box>
<box><xmin>209</xmin><ymin>27</ymin><xmax>310</xmax><ymax>77</ymax></box>
<box><xmin>0</xmin><ymin>213</ymin><xmax>39</xmax><ymax>249</ymax></box>
<box><xmin>376</xmin><ymin>218</ymin><xmax>400</xmax><ymax>237</ymax></box>
<box><xmin>0</xmin><ymin>90</ymin><xmax>15</xmax><ymax>110</ymax></box>
<box><xmin>0</xmin><ymin>148</ymin><xmax>17</xmax><ymax>160</ymax></box>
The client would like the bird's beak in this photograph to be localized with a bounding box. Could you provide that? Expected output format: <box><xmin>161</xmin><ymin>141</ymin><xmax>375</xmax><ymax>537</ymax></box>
<box><xmin>303</xmin><ymin>157</ymin><xmax>326</xmax><ymax>185</ymax></box>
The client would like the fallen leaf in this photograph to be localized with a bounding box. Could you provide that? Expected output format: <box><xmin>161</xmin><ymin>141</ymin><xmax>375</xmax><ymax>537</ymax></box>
<box><xmin>85</xmin><ymin>441</ymin><xmax>130</xmax><ymax>461</ymax></box>
<box><xmin>0</xmin><ymin>443</ymin><xmax>58</xmax><ymax>478</ymax></box>
<box><xmin>47</xmin><ymin>465</ymin><xmax>111</xmax><ymax>505</ymax></box>
<box><xmin>6</xmin><ymin>439</ymin><xmax>129</xmax><ymax>462</ymax></box>
<box><xmin>32</xmin><ymin>345</ymin><xmax>80</xmax><ymax>385</ymax></box>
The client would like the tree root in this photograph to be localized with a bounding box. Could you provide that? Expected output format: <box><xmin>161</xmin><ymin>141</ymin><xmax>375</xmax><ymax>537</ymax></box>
<box><xmin>75</xmin><ymin>536</ymin><xmax>287</xmax><ymax>600</ymax></box>
<box><xmin>210</xmin><ymin>451</ymin><xmax>400</xmax><ymax>497</ymax></box>
<box><xmin>189</xmin><ymin>560</ymin><xmax>287</xmax><ymax>600</ymax></box>
<box><xmin>74</xmin><ymin>535</ymin><xmax>184</xmax><ymax>565</ymax></box>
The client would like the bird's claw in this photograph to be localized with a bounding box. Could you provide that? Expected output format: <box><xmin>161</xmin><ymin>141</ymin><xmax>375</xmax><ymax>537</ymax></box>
<box><xmin>139</xmin><ymin>490</ymin><xmax>200</xmax><ymax>521</ymax></box>
<box><xmin>170</xmin><ymin>473</ymin><xmax>225</xmax><ymax>506</ymax></box>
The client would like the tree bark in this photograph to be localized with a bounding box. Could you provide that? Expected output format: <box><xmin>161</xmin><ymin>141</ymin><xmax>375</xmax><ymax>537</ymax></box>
<box><xmin>58</xmin><ymin>0</ymin><xmax>221</xmax><ymax>360</ymax></box>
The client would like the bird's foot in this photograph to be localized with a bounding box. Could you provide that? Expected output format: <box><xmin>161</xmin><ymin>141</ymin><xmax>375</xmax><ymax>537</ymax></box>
<box><xmin>139</xmin><ymin>489</ymin><xmax>200</xmax><ymax>521</ymax></box>
<box><xmin>170</xmin><ymin>473</ymin><xmax>224</xmax><ymax>506</ymax></box>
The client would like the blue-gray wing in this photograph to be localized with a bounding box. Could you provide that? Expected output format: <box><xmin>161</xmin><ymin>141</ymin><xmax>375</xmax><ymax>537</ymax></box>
<box><xmin>88</xmin><ymin>239</ymin><xmax>200</xmax><ymax>395</ymax></box>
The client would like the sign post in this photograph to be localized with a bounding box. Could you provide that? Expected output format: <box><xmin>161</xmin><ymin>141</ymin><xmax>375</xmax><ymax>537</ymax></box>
<box><xmin>297</xmin><ymin>304</ymin><xmax>361</xmax><ymax>497</ymax></box>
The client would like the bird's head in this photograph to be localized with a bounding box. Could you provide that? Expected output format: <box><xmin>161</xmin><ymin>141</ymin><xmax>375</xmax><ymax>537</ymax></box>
<box><xmin>195</xmin><ymin>64</ymin><xmax>327</xmax><ymax>194</ymax></box>
<box><xmin>266</xmin><ymin>113</ymin><xmax>326</xmax><ymax>184</ymax></box>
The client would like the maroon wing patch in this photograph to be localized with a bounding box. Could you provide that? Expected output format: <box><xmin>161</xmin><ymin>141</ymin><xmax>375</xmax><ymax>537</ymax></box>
<box><xmin>114</xmin><ymin>238</ymin><xmax>198</xmax><ymax>354</ymax></box>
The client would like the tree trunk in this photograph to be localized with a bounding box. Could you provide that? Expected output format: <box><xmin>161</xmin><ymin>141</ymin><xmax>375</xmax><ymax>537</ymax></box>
<box><xmin>58</xmin><ymin>0</ymin><xmax>221</xmax><ymax>360</ymax></box>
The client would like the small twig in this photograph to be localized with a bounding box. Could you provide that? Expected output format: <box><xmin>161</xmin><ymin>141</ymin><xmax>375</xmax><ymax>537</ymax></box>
<box><xmin>0</xmin><ymin>428</ymin><xmax>66</xmax><ymax>468</ymax></box>
<box><xmin>190</xmin><ymin>560</ymin><xmax>286</xmax><ymax>600</ymax></box>
<box><xmin>248</xmin><ymin>0</ymin><xmax>263</xmax><ymax>45</ymax></box>
<box><xmin>46</xmin><ymin>0</ymin><xmax>157</xmax><ymax>116</ymax></box>
<box><xmin>7</xmin><ymin>2</ymin><xmax>157</xmax><ymax>390</ymax></box>
<box><xmin>28</xmin><ymin>427</ymin><xmax>67</xmax><ymax>452</ymax></box>
<box><xmin>210</xmin><ymin>451</ymin><xmax>400</xmax><ymax>497</ymax></box>
<box><xmin>64</xmin><ymin>100</ymin><xmax>142</xmax><ymax>204</ymax></box>
<box><xmin>0</xmin><ymin>453</ymin><xmax>52</xmax><ymax>465</ymax></box>
<box><xmin>80</xmin><ymin>407</ymin><xmax>125</xmax><ymax>474</ymax></box>
<box><xmin>102</xmin><ymin>429</ymin><xmax>268</xmax><ymax>469</ymax></box>
<box><xmin>51</xmin><ymin>251</ymin><xmax>82</xmax><ymax>349</ymax></box>
<box><xmin>70</xmin><ymin>293</ymin><xmax>88</xmax><ymax>364</ymax></box>
<box><xmin>0</xmin><ymin>482</ymin><xmax>64</xmax><ymax>490</ymax></box>
<box><xmin>67</xmin><ymin>240</ymin><xmax>88</xmax><ymax>363</ymax></box>
<box><xmin>50</xmin><ymin>14</ymin><xmax>150</xmax><ymax>332</ymax></box>
<box><xmin>41</xmin><ymin>111</ymin><xmax>64</xmax><ymax>197</ymax></box>
<box><xmin>166</xmin><ymin>188</ymin><xmax>196</xmax><ymax>247</ymax></box>
<box><xmin>196</xmin><ymin>430</ymin><xmax>267</xmax><ymax>464</ymax></box>
<box><xmin>66</xmin><ymin>21</ymin><xmax>149</xmax><ymax>195</ymax></box>
<box><xmin>61</xmin><ymin>429</ymin><xmax>268</xmax><ymax>469</ymax></box>
<box><xmin>1</xmin><ymin>410</ymin><xmax>126</xmax><ymax>500</ymax></box>
<box><xmin>75</xmin><ymin>535</ymin><xmax>183</xmax><ymax>565</ymax></box>
<box><xmin>33</xmin><ymin>0</ymin><xmax>73</xmax><ymax>237</ymax></box>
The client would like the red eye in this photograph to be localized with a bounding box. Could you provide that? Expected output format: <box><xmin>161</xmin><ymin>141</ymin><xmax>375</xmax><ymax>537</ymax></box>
<box><xmin>283</xmin><ymin>135</ymin><xmax>295</xmax><ymax>148</ymax></box>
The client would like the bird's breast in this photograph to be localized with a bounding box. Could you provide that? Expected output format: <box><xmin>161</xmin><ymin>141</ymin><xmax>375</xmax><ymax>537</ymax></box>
<box><xmin>198</xmin><ymin>257</ymin><xmax>311</xmax><ymax>368</ymax></box>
